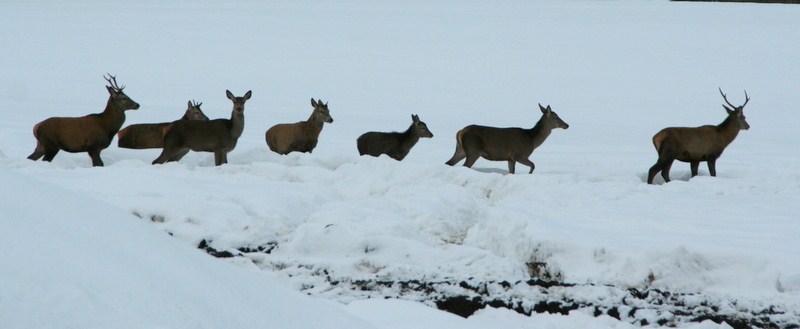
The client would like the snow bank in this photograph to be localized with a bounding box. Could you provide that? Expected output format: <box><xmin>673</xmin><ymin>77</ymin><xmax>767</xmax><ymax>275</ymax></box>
<box><xmin>0</xmin><ymin>166</ymin><xmax>373</xmax><ymax>329</ymax></box>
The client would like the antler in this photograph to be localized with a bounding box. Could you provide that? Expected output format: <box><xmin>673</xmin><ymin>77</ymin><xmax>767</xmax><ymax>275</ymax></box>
<box><xmin>742</xmin><ymin>90</ymin><xmax>750</xmax><ymax>108</ymax></box>
<box><xmin>104</xmin><ymin>73</ymin><xmax>125</xmax><ymax>92</ymax></box>
<box><xmin>719</xmin><ymin>87</ymin><xmax>749</xmax><ymax>109</ymax></box>
<box><xmin>191</xmin><ymin>100</ymin><xmax>202</xmax><ymax>108</ymax></box>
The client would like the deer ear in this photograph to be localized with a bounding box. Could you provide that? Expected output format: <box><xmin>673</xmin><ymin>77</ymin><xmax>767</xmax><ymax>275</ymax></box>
<box><xmin>106</xmin><ymin>86</ymin><xmax>115</xmax><ymax>95</ymax></box>
<box><xmin>311</xmin><ymin>98</ymin><xmax>317</xmax><ymax>107</ymax></box>
<box><xmin>244</xmin><ymin>90</ymin><xmax>252</xmax><ymax>100</ymax></box>
<box><xmin>412</xmin><ymin>114</ymin><xmax>419</xmax><ymax>122</ymax></box>
<box><xmin>539</xmin><ymin>103</ymin><xmax>549</xmax><ymax>114</ymax></box>
<box><xmin>226</xmin><ymin>90</ymin><xmax>234</xmax><ymax>100</ymax></box>
<box><xmin>188</xmin><ymin>101</ymin><xmax>193</xmax><ymax>108</ymax></box>
<box><xmin>723</xmin><ymin>105</ymin><xmax>734</xmax><ymax>114</ymax></box>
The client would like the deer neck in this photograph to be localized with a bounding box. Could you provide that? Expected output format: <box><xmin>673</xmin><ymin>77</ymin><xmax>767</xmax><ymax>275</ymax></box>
<box><xmin>306</xmin><ymin>113</ymin><xmax>325</xmax><ymax>134</ymax></box>
<box><xmin>717</xmin><ymin>116</ymin><xmax>740</xmax><ymax>146</ymax></box>
<box><xmin>400</xmin><ymin>125</ymin><xmax>420</xmax><ymax>149</ymax></box>
<box><xmin>101</xmin><ymin>97</ymin><xmax>127</xmax><ymax>131</ymax></box>
<box><xmin>230</xmin><ymin>110</ymin><xmax>245</xmax><ymax>139</ymax></box>
<box><xmin>526</xmin><ymin>117</ymin><xmax>553</xmax><ymax>148</ymax></box>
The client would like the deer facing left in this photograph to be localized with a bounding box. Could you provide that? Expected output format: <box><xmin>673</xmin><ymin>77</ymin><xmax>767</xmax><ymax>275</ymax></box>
<box><xmin>28</xmin><ymin>74</ymin><xmax>140</xmax><ymax>166</ymax></box>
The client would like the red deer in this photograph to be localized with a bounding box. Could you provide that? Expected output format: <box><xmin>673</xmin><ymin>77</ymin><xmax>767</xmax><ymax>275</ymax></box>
<box><xmin>117</xmin><ymin>100</ymin><xmax>209</xmax><ymax>152</ymax></box>
<box><xmin>27</xmin><ymin>74</ymin><xmax>140</xmax><ymax>166</ymax></box>
<box><xmin>152</xmin><ymin>90</ymin><xmax>251</xmax><ymax>166</ymax></box>
<box><xmin>445</xmin><ymin>104</ymin><xmax>568</xmax><ymax>174</ymax></box>
<box><xmin>647</xmin><ymin>88</ymin><xmax>750</xmax><ymax>184</ymax></box>
<box><xmin>357</xmin><ymin>114</ymin><xmax>433</xmax><ymax>161</ymax></box>
<box><xmin>265</xmin><ymin>98</ymin><xmax>333</xmax><ymax>155</ymax></box>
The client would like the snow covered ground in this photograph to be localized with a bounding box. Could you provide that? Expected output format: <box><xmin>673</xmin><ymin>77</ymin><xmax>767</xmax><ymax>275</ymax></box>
<box><xmin>2</xmin><ymin>1</ymin><xmax>799</xmax><ymax>328</ymax></box>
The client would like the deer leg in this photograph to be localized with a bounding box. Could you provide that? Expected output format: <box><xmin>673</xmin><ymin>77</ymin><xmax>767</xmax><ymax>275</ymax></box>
<box><xmin>153</xmin><ymin>147</ymin><xmax>183</xmax><ymax>165</ymax></box>
<box><xmin>517</xmin><ymin>158</ymin><xmax>536</xmax><ymax>174</ymax></box>
<box><xmin>648</xmin><ymin>158</ymin><xmax>669</xmax><ymax>184</ymax></box>
<box><xmin>690</xmin><ymin>161</ymin><xmax>700</xmax><ymax>177</ymax></box>
<box><xmin>707</xmin><ymin>159</ymin><xmax>717</xmax><ymax>177</ymax></box>
<box><xmin>169</xmin><ymin>149</ymin><xmax>191</xmax><ymax>162</ymax></box>
<box><xmin>660</xmin><ymin>159</ymin><xmax>674</xmax><ymax>183</ymax></box>
<box><xmin>88</xmin><ymin>149</ymin><xmax>104</xmax><ymax>167</ymax></box>
<box><xmin>390</xmin><ymin>153</ymin><xmax>405</xmax><ymax>161</ymax></box>
<box><xmin>507</xmin><ymin>161</ymin><xmax>516</xmax><ymax>174</ymax></box>
<box><xmin>445</xmin><ymin>145</ymin><xmax>466</xmax><ymax>166</ymax></box>
<box><xmin>28</xmin><ymin>143</ymin><xmax>45</xmax><ymax>160</ymax></box>
<box><xmin>214</xmin><ymin>152</ymin><xmax>227</xmax><ymax>166</ymax></box>
<box><xmin>463</xmin><ymin>153</ymin><xmax>480</xmax><ymax>168</ymax></box>
<box><xmin>42</xmin><ymin>148</ymin><xmax>59</xmax><ymax>162</ymax></box>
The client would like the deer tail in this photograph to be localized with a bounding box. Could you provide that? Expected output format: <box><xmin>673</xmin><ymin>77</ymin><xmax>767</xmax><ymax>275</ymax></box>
<box><xmin>652</xmin><ymin>130</ymin><xmax>667</xmax><ymax>153</ymax></box>
<box><xmin>32</xmin><ymin>122</ymin><xmax>42</xmax><ymax>139</ymax></box>
<box><xmin>445</xmin><ymin>129</ymin><xmax>467</xmax><ymax>166</ymax></box>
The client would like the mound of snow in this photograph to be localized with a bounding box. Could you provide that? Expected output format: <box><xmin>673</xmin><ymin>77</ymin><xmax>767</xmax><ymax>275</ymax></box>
<box><xmin>0</xmin><ymin>167</ymin><xmax>373</xmax><ymax>329</ymax></box>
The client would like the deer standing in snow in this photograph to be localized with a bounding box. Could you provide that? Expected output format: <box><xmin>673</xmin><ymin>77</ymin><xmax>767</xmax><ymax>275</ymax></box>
<box><xmin>357</xmin><ymin>114</ymin><xmax>433</xmax><ymax>161</ymax></box>
<box><xmin>152</xmin><ymin>90</ymin><xmax>251</xmax><ymax>166</ymax></box>
<box><xmin>117</xmin><ymin>100</ymin><xmax>209</xmax><ymax>161</ymax></box>
<box><xmin>265</xmin><ymin>98</ymin><xmax>333</xmax><ymax>155</ymax></box>
<box><xmin>28</xmin><ymin>74</ymin><xmax>140</xmax><ymax>166</ymax></box>
<box><xmin>647</xmin><ymin>88</ymin><xmax>750</xmax><ymax>184</ymax></box>
<box><xmin>445</xmin><ymin>104</ymin><xmax>568</xmax><ymax>174</ymax></box>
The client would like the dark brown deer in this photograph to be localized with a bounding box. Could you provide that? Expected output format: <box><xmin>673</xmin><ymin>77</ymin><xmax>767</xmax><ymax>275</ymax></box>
<box><xmin>445</xmin><ymin>104</ymin><xmax>568</xmax><ymax>174</ymax></box>
<box><xmin>28</xmin><ymin>74</ymin><xmax>140</xmax><ymax>166</ymax></box>
<box><xmin>357</xmin><ymin>114</ymin><xmax>433</xmax><ymax>161</ymax></box>
<box><xmin>647</xmin><ymin>88</ymin><xmax>750</xmax><ymax>184</ymax></box>
<box><xmin>152</xmin><ymin>90</ymin><xmax>251</xmax><ymax>166</ymax></box>
<box><xmin>265</xmin><ymin>98</ymin><xmax>333</xmax><ymax>155</ymax></box>
<box><xmin>117</xmin><ymin>100</ymin><xmax>209</xmax><ymax>151</ymax></box>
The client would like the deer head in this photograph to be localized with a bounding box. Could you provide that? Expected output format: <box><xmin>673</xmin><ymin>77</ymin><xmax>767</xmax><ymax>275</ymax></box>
<box><xmin>104</xmin><ymin>74</ymin><xmax>140</xmax><ymax>110</ymax></box>
<box><xmin>311</xmin><ymin>98</ymin><xmax>334</xmax><ymax>123</ymax></box>
<box><xmin>539</xmin><ymin>103</ymin><xmax>569</xmax><ymax>129</ymax></box>
<box><xmin>719</xmin><ymin>88</ymin><xmax>750</xmax><ymax>130</ymax></box>
<box><xmin>185</xmin><ymin>100</ymin><xmax>209</xmax><ymax>120</ymax></box>
<box><xmin>412</xmin><ymin>114</ymin><xmax>433</xmax><ymax>138</ymax></box>
<box><xmin>226</xmin><ymin>90</ymin><xmax>252</xmax><ymax>114</ymax></box>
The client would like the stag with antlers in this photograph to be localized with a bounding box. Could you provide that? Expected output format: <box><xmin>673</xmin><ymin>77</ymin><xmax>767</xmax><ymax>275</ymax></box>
<box><xmin>647</xmin><ymin>88</ymin><xmax>750</xmax><ymax>184</ymax></box>
<box><xmin>28</xmin><ymin>74</ymin><xmax>140</xmax><ymax>166</ymax></box>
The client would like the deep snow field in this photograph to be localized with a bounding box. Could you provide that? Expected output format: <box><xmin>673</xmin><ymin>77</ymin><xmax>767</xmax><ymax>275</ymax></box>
<box><xmin>2</xmin><ymin>1</ymin><xmax>799</xmax><ymax>328</ymax></box>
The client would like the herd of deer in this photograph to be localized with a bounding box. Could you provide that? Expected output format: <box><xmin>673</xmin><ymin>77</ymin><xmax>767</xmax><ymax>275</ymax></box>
<box><xmin>27</xmin><ymin>74</ymin><xmax>751</xmax><ymax>184</ymax></box>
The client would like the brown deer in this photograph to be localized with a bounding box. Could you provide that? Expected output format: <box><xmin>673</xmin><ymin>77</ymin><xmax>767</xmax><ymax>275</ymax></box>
<box><xmin>28</xmin><ymin>74</ymin><xmax>140</xmax><ymax>167</ymax></box>
<box><xmin>117</xmin><ymin>100</ymin><xmax>209</xmax><ymax>152</ymax></box>
<box><xmin>265</xmin><ymin>98</ymin><xmax>333</xmax><ymax>155</ymax></box>
<box><xmin>152</xmin><ymin>90</ymin><xmax>251</xmax><ymax>166</ymax></box>
<box><xmin>445</xmin><ymin>104</ymin><xmax>569</xmax><ymax>174</ymax></box>
<box><xmin>647</xmin><ymin>88</ymin><xmax>750</xmax><ymax>184</ymax></box>
<box><xmin>357</xmin><ymin>114</ymin><xmax>433</xmax><ymax>161</ymax></box>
